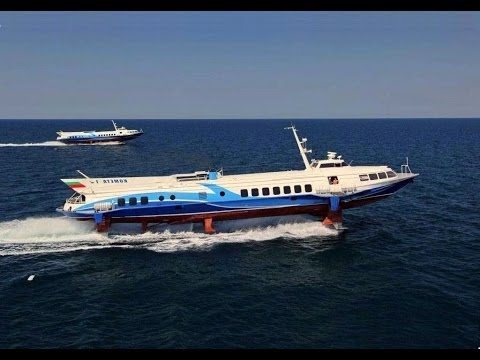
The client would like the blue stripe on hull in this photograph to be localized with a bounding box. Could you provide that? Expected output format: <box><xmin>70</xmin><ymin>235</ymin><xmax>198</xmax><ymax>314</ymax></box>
<box><xmin>59</xmin><ymin>177</ymin><xmax>414</xmax><ymax>222</ymax></box>
<box><xmin>343</xmin><ymin>176</ymin><xmax>414</xmax><ymax>203</ymax></box>
<box><xmin>59</xmin><ymin>195</ymin><xmax>329</xmax><ymax>219</ymax></box>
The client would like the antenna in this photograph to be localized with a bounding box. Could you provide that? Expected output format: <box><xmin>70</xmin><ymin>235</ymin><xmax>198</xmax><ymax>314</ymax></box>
<box><xmin>76</xmin><ymin>170</ymin><xmax>90</xmax><ymax>179</ymax></box>
<box><xmin>111</xmin><ymin>120</ymin><xmax>118</xmax><ymax>131</ymax></box>
<box><xmin>285</xmin><ymin>125</ymin><xmax>312</xmax><ymax>170</ymax></box>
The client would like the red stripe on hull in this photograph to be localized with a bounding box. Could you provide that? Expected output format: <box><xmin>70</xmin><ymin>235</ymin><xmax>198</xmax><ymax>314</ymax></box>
<box><xmin>105</xmin><ymin>204</ymin><xmax>331</xmax><ymax>226</ymax></box>
<box><xmin>80</xmin><ymin>194</ymin><xmax>394</xmax><ymax>230</ymax></box>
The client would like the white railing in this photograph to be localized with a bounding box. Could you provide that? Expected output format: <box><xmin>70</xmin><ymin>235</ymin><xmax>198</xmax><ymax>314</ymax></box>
<box><xmin>341</xmin><ymin>185</ymin><xmax>357</xmax><ymax>193</ymax></box>
<box><xmin>94</xmin><ymin>202</ymin><xmax>114</xmax><ymax>212</ymax></box>
<box><xmin>66</xmin><ymin>193</ymin><xmax>85</xmax><ymax>204</ymax></box>
<box><xmin>315</xmin><ymin>185</ymin><xmax>357</xmax><ymax>195</ymax></box>
<box><xmin>401</xmin><ymin>157</ymin><xmax>412</xmax><ymax>174</ymax></box>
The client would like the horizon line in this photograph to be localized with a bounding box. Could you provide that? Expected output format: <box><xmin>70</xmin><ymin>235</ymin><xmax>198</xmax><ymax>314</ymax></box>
<box><xmin>0</xmin><ymin>116</ymin><xmax>479</xmax><ymax>121</ymax></box>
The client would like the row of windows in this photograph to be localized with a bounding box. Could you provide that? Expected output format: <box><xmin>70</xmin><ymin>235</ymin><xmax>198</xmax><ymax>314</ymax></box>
<box><xmin>359</xmin><ymin>171</ymin><xmax>396</xmax><ymax>181</ymax></box>
<box><xmin>67</xmin><ymin>134</ymin><xmax>114</xmax><ymax>139</ymax></box>
<box><xmin>117</xmin><ymin>194</ymin><xmax>179</xmax><ymax>206</ymax></box>
<box><xmin>240</xmin><ymin>184</ymin><xmax>312</xmax><ymax>198</ymax></box>
<box><xmin>115</xmin><ymin>171</ymin><xmax>396</xmax><ymax>206</ymax></box>
<box><xmin>313</xmin><ymin>162</ymin><xmax>348</xmax><ymax>168</ymax></box>
<box><xmin>118</xmin><ymin>189</ymin><xmax>233</xmax><ymax>205</ymax></box>
<box><xmin>117</xmin><ymin>196</ymin><xmax>150</xmax><ymax>206</ymax></box>
<box><xmin>117</xmin><ymin>197</ymin><xmax>190</xmax><ymax>209</ymax></box>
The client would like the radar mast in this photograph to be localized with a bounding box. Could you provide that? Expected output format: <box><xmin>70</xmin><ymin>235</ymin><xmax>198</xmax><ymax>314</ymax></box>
<box><xmin>285</xmin><ymin>125</ymin><xmax>312</xmax><ymax>170</ymax></box>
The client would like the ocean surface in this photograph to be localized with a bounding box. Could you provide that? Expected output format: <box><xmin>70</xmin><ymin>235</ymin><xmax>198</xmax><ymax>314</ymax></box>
<box><xmin>0</xmin><ymin>118</ymin><xmax>478</xmax><ymax>349</ymax></box>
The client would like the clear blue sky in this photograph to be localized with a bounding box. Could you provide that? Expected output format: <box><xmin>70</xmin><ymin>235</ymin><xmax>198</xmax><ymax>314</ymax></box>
<box><xmin>1</xmin><ymin>11</ymin><xmax>479</xmax><ymax>119</ymax></box>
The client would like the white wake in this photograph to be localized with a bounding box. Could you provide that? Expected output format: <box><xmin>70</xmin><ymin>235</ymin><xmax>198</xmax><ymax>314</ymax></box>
<box><xmin>0</xmin><ymin>141</ymin><xmax>123</xmax><ymax>147</ymax></box>
<box><xmin>0</xmin><ymin>216</ymin><xmax>340</xmax><ymax>256</ymax></box>
<box><xmin>0</xmin><ymin>141</ymin><xmax>68</xmax><ymax>147</ymax></box>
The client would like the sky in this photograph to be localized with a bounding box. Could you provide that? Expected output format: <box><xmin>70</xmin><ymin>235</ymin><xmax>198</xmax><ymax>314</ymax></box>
<box><xmin>0</xmin><ymin>11</ymin><xmax>479</xmax><ymax>119</ymax></box>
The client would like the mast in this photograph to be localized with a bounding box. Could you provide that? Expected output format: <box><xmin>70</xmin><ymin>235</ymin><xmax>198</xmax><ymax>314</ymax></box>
<box><xmin>112</xmin><ymin>120</ymin><xmax>118</xmax><ymax>131</ymax></box>
<box><xmin>76</xmin><ymin>170</ymin><xmax>91</xmax><ymax>179</ymax></box>
<box><xmin>285</xmin><ymin>125</ymin><xmax>312</xmax><ymax>170</ymax></box>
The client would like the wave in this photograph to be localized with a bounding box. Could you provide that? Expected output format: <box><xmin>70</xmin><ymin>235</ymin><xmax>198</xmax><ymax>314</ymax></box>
<box><xmin>0</xmin><ymin>141</ymin><xmax>123</xmax><ymax>147</ymax></box>
<box><xmin>0</xmin><ymin>216</ymin><xmax>340</xmax><ymax>256</ymax></box>
<box><xmin>0</xmin><ymin>141</ymin><xmax>68</xmax><ymax>147</ymax></box>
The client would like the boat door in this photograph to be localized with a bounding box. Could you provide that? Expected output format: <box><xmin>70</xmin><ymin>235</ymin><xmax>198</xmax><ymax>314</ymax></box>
<box><xmin>314</xmin><ymin>177</ymin><xmax>331</xmax><ymax>195</ymax></box>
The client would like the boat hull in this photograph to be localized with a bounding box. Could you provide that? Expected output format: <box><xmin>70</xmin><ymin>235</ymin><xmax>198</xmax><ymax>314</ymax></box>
<box><xmin>57</xmin><ymin>133</ymin><xmax>143</xmax><ymax>144</ymax></box>
<box><xmin>57</xmin><ymin>176</ymin><xmax>415</xmax><ymax>228</ymax></box>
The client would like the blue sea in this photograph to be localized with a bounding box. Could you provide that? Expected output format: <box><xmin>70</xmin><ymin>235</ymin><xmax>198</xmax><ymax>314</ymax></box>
<box><xmin>0</xmin><ymin>118</ymin><xmax>478</xmax><ymax>348</ymax></box>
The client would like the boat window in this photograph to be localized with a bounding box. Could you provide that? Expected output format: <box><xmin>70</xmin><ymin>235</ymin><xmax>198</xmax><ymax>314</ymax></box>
<box><xmin>129</xmin><ymin>197</ymin><xmax>137</xmax><ymax>206</ymax></box>
<box><xmin>241</xmin><ymin>189</ymin><xmax>248</xmax><ymax>197</ymax></box>
<box><xmin>359</xmin><ymin>174</ymin><xmax>369</xmax><ymax>181</ymax></box>
<box><xmin>81</xmin><ymin>195</ymin><xmax>86</xmax><ymax>202</ymax></box>
<box><xmin>378</xmin><ymin>172</ymin><xmax>387</xmax><ymax>179</ymax></box>
<box><xmin>387</xmin><ymin>171</ymin><xmax>397</xmax><ymax>178</ymax></box>
<box><xmin>220</xmin><ymin>191</ymin><xmax>225</xmax><ymax>197</ymax></box>
<box><xmin>198</xmin><ymin>192</ymin><xmax>207</xmax><ymax>200</ymax></box>
<box><xmin>329</xmin><ymin>176</ymin><xmax>339</xmax><ymax>185</ymax></box>
<box><xmin>305</xmin><ymin>184</ymin><xmax>312</xmax><ymax>192</ymax></box>
<box><xmin>369</xmin><ymin>173</ymin><xmax>378</xmax><ymax>180</ymax></box>
<box><xmin>341</xmin><ymin>162</ymin><xmax>348</xmax><ymax>166</ymax></box>
<box><xmin>319</xmin><ymin>163</ymin><xmax>335</xmax><ymax>168</ymax></box>
<box><xmin>118</xmin><ymin>198</ymin><xmax>125</xmax><ymax>206</ymax></box>
<box><xmin>170</xmin><ymin>195</ymin><xmax>176</xmax><ymax>200</ymax></box>
<box><xmin>251</xmin><ymin>188</ymin><xmax>259</xmax><ymax>197</ymax></box>
<box><xmin>141</xmin><ymin>196</ymin><xmax>149</xmax><ymax>205</ymax></box>
<box><xmin>273</xmin><ymin>186</ymin><xmax>280</xmax><ymax>195</ymax></box>
<box><xmin>284</xmin><ymin>186</ymin><xmax>291</xmax><ymax>194</ymax></box>
<box><xmin>262</xmin><ymin>187</ymin><xmax>270</xmax><ymax>196</ymax></box>
<box><xmin>159</xmin><ymin>195</ymin><xmax>164</xmax><ymax>201</ymax></box>
<box><xmin>294</xmin><ymin>185</ymin><xmax>302</xmax><ymax>193</ymax></box>
<box><xmin>335</xmin><ymin>163</ymin><xmax>341</xmax><ymax>167</ymax></box>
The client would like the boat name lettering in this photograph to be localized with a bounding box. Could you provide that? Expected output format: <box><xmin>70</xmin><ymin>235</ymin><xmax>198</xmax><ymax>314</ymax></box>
<box><xmin>100</xmin><ymin>179</ymin><xmax>128</xmax><ymax>184</ymax></box>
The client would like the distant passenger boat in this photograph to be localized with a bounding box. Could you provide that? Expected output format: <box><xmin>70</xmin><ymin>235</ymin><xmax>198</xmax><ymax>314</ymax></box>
<box><xmin>56</xmin><ymin>120</ymin><xmax>143</xmax><ymax>144</ymax></box>
<box><xmin>57</xmin><ymin>125</ymin><xmax>418</xmax><ymax>234</ymax></box>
